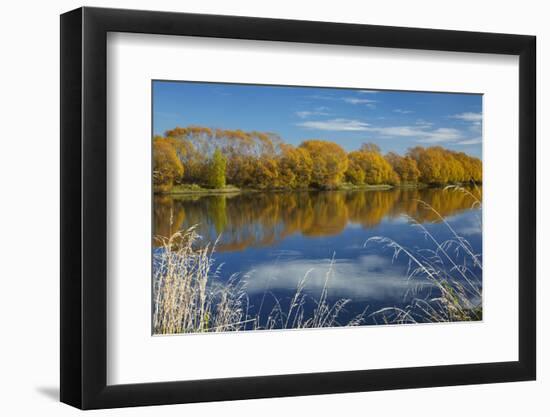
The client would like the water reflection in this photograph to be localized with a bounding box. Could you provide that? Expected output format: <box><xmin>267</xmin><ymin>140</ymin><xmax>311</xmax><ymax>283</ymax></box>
<box><xmin>153</xmin><ymin>187</ymin><xmax>482</xmax><ymax>327</ymax></box>
<box><xmin>153</xmin><ymin>187</ymin><xmax>482</xmax><ymax>252</ymax></box>
<box><xmin>245</xmin><ymin>255</ymin><xmax>433</xmax><ymax>300</ymax></box>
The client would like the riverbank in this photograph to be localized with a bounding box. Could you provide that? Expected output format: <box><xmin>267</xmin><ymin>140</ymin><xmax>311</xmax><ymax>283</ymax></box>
<box><xmin>155</xmin><ymin>182</ymin><xmax>435</xmax><ymax>196</ymax></box>
<box><xmin>159</xmin><ymin>184</ymin><xmax>242</xmax><ymax>195</ymax></box>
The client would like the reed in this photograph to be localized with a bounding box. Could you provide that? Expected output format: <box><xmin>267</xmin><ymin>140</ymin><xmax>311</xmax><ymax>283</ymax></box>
<box><xmin>153</xmin><ymin>226</ymin><xmax>251</xmax><ymax>334</ymax></box>
<box><xmin>153</xmin><ymin>227</ymin><xmax>366</xmax><ymax>334</ymax></box>
<box><xmin>258</xmin><ymin>257</ymin><xmax>368</xmax><ymax>330</ymax></box>
<box><xmin>366</xmin><ymin>186</ymin><xmax>482</xmax><ymax>324</ymax></box>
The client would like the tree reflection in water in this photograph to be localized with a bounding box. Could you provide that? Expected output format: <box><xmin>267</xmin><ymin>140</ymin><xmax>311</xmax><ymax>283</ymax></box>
<box><xmin>153</xmin><ymin>187</ymin><xmax>482</xmax><ymax>252</ymax></box>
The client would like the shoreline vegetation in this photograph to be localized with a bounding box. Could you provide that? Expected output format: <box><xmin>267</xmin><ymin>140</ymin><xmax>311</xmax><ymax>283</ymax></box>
<box><xmin>159</xmin><ymin>182</ymin><xmax>407</xmax><ymax>195</ymax></box>
<box><xmin>153</xmin><ymin>226</ymin><xmax>369</xmax><ymax>334</ymax></box>
<box><xmin>153</xmin><ymin>125</ymin><xmax>482</xmax><ymax>195</ymax></box>
<box><xmin>369</xmin><ymin>186</ymin><xmax>483</xmax><ymax>324</ymax></box>
<box><xmin>153</xmin><ymin>188</ymin><xmax>482</xmax><ymax>334</ymax></box>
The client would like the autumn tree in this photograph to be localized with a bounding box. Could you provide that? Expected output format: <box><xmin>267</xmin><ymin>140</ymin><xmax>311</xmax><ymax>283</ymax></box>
<box><xmin>206</xmin><ymin>148</ymin><xmax>227</xmax><ymax>189</ymax></box>
<box><xmin>385</xmin><ymin>152</ymin><xmax>421</xmax><ymax>183</ymax></box>
<box><xmin>299</xmin><ymin>140</ymin><xmax>348</xmax><ymax>188</ymax></box>
<box><xmin>407</xmin><ymin>146</ymin><xmax>481</xmax><ymax>185</ymax></box>
<box><xmin>278</xmin><ymin>144</ymin><xmax>313</xmax><ymax>188</ymax></box>
<box><xmin>346</xmin><ymin>146</ymin><xmax>398</xmax><ymax>185</ymax></box>
<box><xmin>164</xmin><ymin>126</ymin><xmax>211</xmax><ymax>183</ymax></box>
<box><xmin>345</xmin><ymin>151</ymin><xmax>368</xmax><ymax>184</ymax></box>
<box><xmin>215</xmin><ymin>128</ymin><xmax>280</xmax><ymax>187</ymax></box>
<box><xmin>153</xmin><ymin>137</ymin><xmax>184</xmax><ymax>191</ymax></box>
<box><xmin>252</xmin><ymin>156</ymin><xmax>280</xmax><ymax>189</ymax></box>
<box><xmin>359</xmin><ymin>143</ymin><xmax>381</xmax><ymax>153</ymax></box>
<box><xmin>363</xmin><ymin>152</ymin><xmax>398</xmax><ymax>185</ymax></box>
<box><xmin>215</xmin><ymin>129</ymin><xmax>280</xmax><ymax>157</ymax></box>
<box><xmin>153</xmin><ymin>125</ymin><xmax>481</xmax><ymax>191</ymax></box>
<box><xmin>226</xmin><ymin>155</ymin><xmax>256</xmax><ymax>187</ymax></box>
<box><xmin>407</xmin><ymin>146</ymin><xmax>444</xmax><ymax>184</ymax></box>
<box><xmin>451</xmin><ymin>151</ymin><xmax>482</xmax><ymax>183</ymax></box>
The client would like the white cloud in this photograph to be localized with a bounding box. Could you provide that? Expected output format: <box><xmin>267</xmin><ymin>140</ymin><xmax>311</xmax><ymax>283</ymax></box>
<box><xmin>365</xmin><ymin>126</ymin><xmax>422</xmax><ymax>137</ymax></box>
<box><xmin>450</xmin><ymin>112</ymin><xmax>482</xmax><ymax>136</ymax></box>
<box><xmin>308</xmin><ymin>94</ymin><xmax>377</xmax><ymax>107</ymax></box>
<box><xmin>415</xmin><ymin>119</ymin><xmax>433</xmax><ymax>127</ymax></box>
<box><xmin>296</xmin><ymin>111</ymin><xmax>314</xmax><ymax>119</ymax></box>
<box><xmin>451</xmin><ymin>112</ymin><xmax>483</xmax><ymax>122</ymax></box>
<box><xmin>343</xmin><ymin>97</ymin><xmax>377</xmax><ymax>105</ymax></box>
<box><xmin>394</xmin><ymin>109</ymin><xmax>414</xmax><ymax>114</ymax></box>
<box><xmin>423</xmin><ymin>128</ymin><xmax>463</xmax><ymax>142</ymax></box>
<box><xmin>363</xmin><ymin>125</ymin><xmax>462</xmax><ymax>143</ymax></box>
<box><xmin>358</xmin><ymin>90</ymin><xmax>380</xmax><ymax>94</ymax></box>
<box><xmin>297</xmin><ymin>118</ymin><xmax>370</xmax><ymax>131</ymax></box>
<box><xmin>298</xmin><ymin>117</ymin><xmax>464</xmax><ymax>143</ymax></box>
<box><xmin>456</xmin><ymin>137</ymin><xmax>482</xmax><ymax>145</ymax></box>
<box><xmin>469</xmin><ymin>121</ymin><xmax>482</xmax><ymax>133</ymax></box>
<box><xmin>417</xmin><ymin>128</ymin><xmax>463</xmax><ymax>143</ymax></box>
<box><xmin>306</xmin><ymin>94</ymin><xmax>334</xmax><ymax>101</ymax></box>
<box><xmin>295</xmin><ymin>109</ymin><xmax>330</xmax><ymax>119</ymax></box>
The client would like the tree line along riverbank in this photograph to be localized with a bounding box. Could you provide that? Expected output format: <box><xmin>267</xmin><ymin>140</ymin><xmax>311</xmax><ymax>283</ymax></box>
<box><xmin>153</xmin><ymin>125</ymin><xmax>482</xmax><ymax>194</ymax></box>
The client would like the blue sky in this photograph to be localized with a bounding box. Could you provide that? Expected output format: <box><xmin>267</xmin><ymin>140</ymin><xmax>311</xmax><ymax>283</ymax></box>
<box><xmin>153</xmin><ymin>81</ymin><xmax>482</xmax><ymax>158</ymax></box>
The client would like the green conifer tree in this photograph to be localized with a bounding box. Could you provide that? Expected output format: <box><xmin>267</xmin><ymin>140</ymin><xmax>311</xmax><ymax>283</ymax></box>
<box><xmin>207</xmin><ymin>148</ymin><xmax>227</xmax><ymax>189</ymax></box>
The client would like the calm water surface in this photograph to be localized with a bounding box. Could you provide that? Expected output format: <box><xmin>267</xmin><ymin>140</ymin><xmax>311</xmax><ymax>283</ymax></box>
<box><xmin>153</xmin><ymin>187</ymin><xmax>482</xmax><ymax>327</ymax></box>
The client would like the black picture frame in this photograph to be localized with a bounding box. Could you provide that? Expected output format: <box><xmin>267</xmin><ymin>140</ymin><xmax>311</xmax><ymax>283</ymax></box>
<box><xmin>60</xmin><ymin>6</ymin><xmax>536</xmax><ymax>410</ymax></box>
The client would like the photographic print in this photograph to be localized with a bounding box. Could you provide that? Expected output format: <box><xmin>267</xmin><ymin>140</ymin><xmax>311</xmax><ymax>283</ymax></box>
<box><xmin>152</xmin><ymin>81</ymin><xmax>482</xmax><ymax>335</ymax></box>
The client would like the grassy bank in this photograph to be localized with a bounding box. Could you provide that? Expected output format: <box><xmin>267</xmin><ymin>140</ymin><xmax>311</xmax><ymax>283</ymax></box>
<box><xmin>158</xmin><ymin>184</ymin><xmax>241</xmax><ymax>195</ymax></box>
<box><xmin>155</xmin><ymin>182</ymin><xmax>435</xmax><ymax>195</ymax></box>
<box><xmin>336</xmin><ymin>182</ymin><xmax>430</xmax><ymax>191</ymax></box>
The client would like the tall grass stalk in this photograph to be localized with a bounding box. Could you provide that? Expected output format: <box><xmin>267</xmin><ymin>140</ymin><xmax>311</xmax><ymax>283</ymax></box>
<box><xmin>366</xmin><ymin>187</ymin><xmax>482</xmax><ymax>324</ymax></box>
<box><xmin>153</xmin><ymin>227</ymin><xmax>366</xmax><ymax>334</ymax></box>
<box><xmin>153</xmin><ymin>227</ymin><xmax>250</xmax><ymax>334</ymax></box>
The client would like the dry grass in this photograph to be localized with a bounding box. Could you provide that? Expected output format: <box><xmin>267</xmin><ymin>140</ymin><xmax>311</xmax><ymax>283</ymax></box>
<box><xmin>258</xmin><ymin>257</ymin><xmax>368</xmax><ymax>330</ymax></box>
<box><xmin>153</xmin><ymin>227</ymin><xmax>366</xmax><ymax>334</ymax></box>
<box><xmin>366</xmin><ymin>186</ymin><xmax>482</xmax><ymax>324</ymax></box>
<box><xmin>153</xmin><ymin>227</ymin><xmax>251</xmax><ymax>334</ymax></box>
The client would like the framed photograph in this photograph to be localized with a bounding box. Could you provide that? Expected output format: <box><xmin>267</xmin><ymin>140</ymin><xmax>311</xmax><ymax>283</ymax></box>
<box><xmin>60</xmin><ymin>6</ymin><xmax>536</xmax><ymax>409</ymax></box>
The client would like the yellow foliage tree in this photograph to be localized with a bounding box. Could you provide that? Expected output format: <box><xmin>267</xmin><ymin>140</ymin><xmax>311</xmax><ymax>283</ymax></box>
<box><xmin>278</xmin><ymin>144</ymin><xmax>313</xmax><ymax>188</ymax></box>
<box><xmin>385</xmin><ymin>152</ymin><xmax>421</xmax><ymax>183</ymax></box>
<box><xmin>299</xmin><ymin>140</ymin><xmax>348</xmax><ymax>188</ymax></box>
<box><xmin>252</xmin><ymin>156</ymin><xmax>280</xmax><ymax>189</ymax></box>
<box><xmin>346</xmin><ymin>146</ymin><xmax>398</xmax><ymax>185</ymax></box>
<box><xmin>407</xmin><ymin>146</ymin><xmax>481</xmax><ymax>185</ymax></box>
<box><xmin>153</xmin><ymin>137</ymin><xmax>184</xmax><ymax>191</ymax></box>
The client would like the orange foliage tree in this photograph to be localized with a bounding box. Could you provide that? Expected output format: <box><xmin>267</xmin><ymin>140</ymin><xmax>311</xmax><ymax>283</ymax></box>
<box><xmin>299</xmin><ymin>140</ymin><xmax>348</xmax><ymax>188</ymax></box>
<box><xmin>385</xmin><ymin>152</ymin><xmax>421</xmax><ymax>183</ymax></box>
<box><xmin>407</xmin><ymin>146</ymin><xmax>481</xmax><ymax>185</ymax></box>
<box><xmin>278</xmin><ymin>144</ymin><xmax>313</xmax><ymax>188</ymax></box>
<box><xmin>153</xmin><ymin>136</ymin><xmax>184</xmax><ymax>191</ymax></box>
<box><xmin>346</xmin><ymin>144</ymin><xmax>398</xmax><ymax>185</ymax></box>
